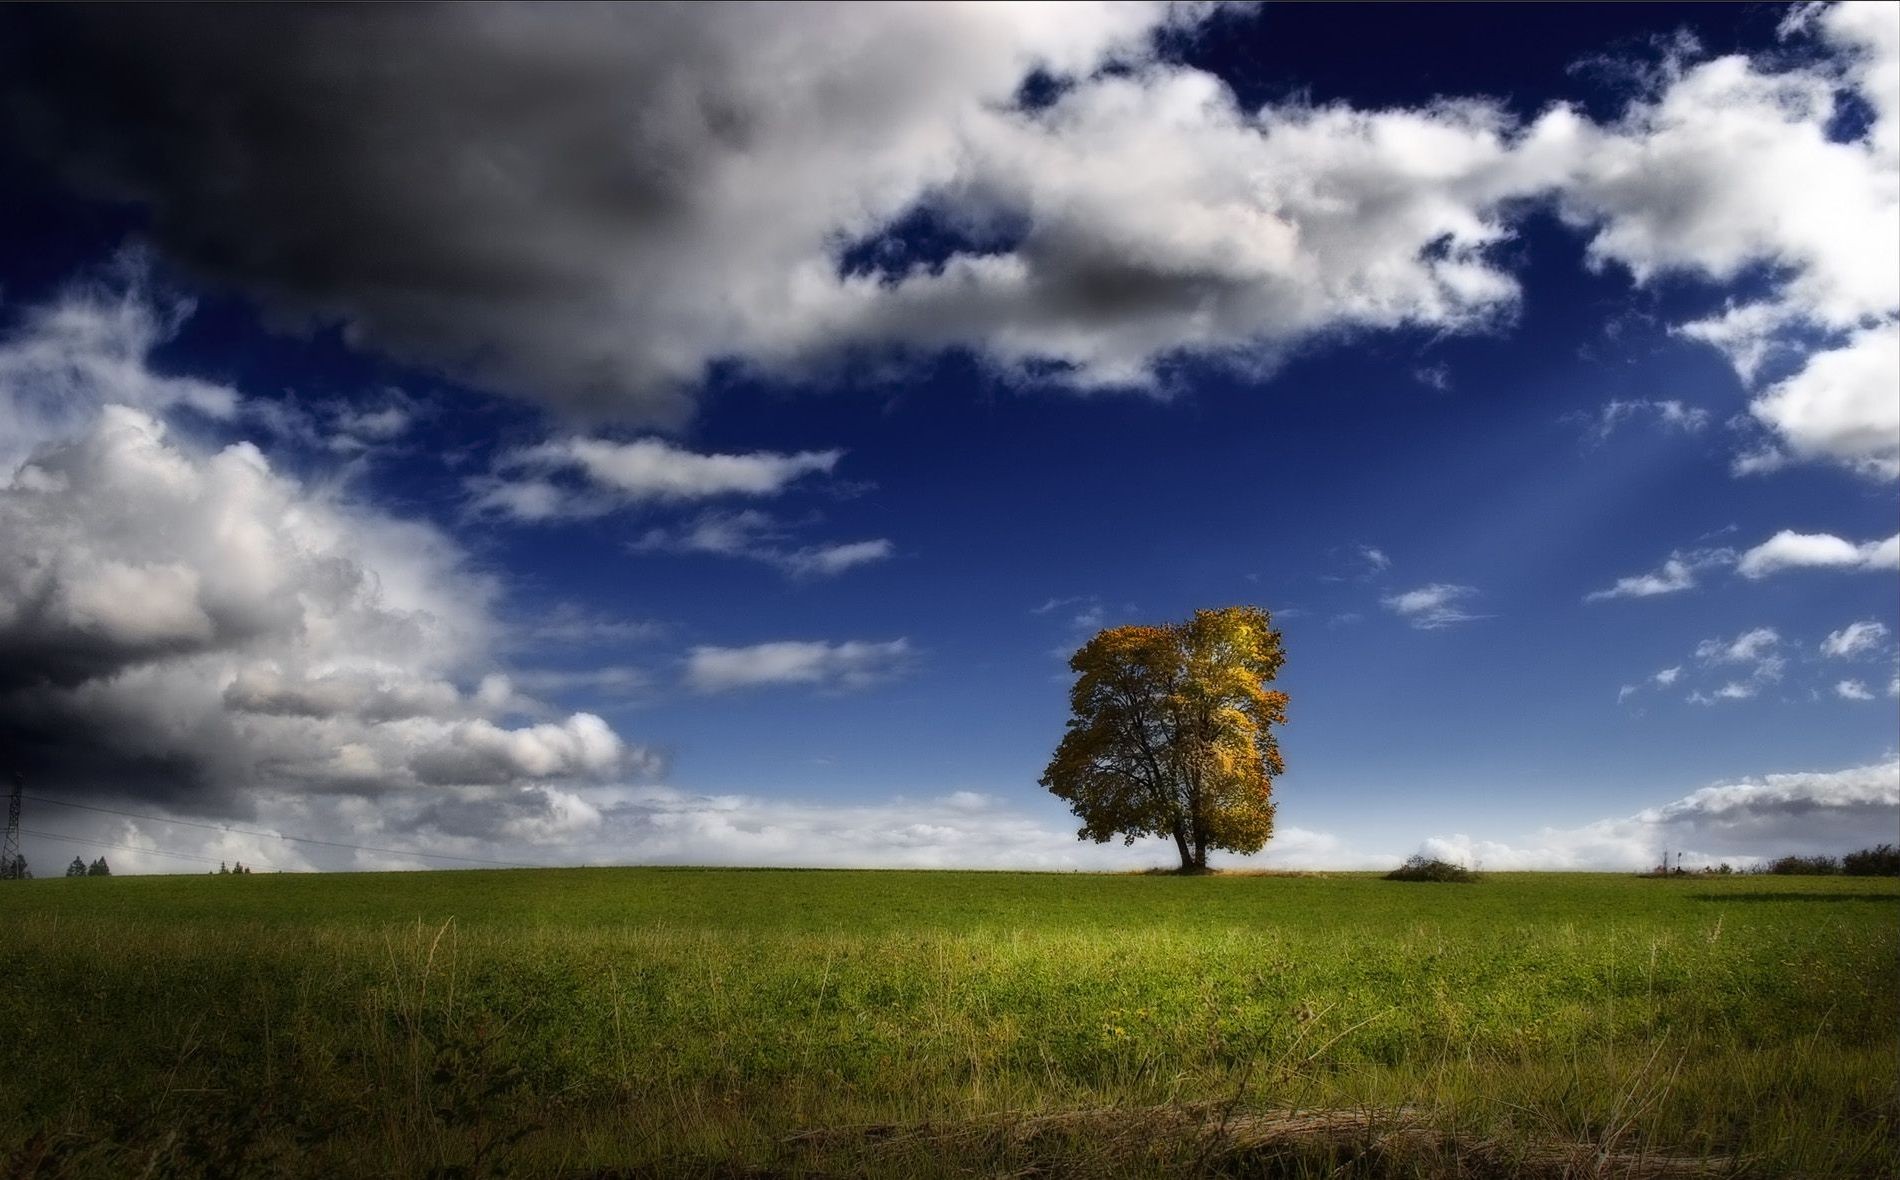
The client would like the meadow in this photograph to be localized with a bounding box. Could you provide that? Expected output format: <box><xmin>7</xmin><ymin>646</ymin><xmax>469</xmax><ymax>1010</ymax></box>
<box><xmin>0</xmin><ymin>868</ymin><xmax>1894</xmax><ymax>1177</ymax></box>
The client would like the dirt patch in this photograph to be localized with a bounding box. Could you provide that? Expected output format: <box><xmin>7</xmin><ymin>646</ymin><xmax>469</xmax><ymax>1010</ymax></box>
<box><xmin>780</xmin><ymin>1103</ymin><xmax>1745</xmax><ymax>1178</ymax></box>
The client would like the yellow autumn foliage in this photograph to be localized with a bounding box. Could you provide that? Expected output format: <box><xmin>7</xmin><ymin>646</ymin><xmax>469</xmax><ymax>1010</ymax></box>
<box><xmin>1040</xmin><ymin>605</ymin><xmax>1286</xmax><ymax>871</ymax></box>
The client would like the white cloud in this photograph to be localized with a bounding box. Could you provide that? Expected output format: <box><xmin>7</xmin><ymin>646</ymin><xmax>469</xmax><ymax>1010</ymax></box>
<box><xmin>630</xmin><ymin>509</ymin><xmax>892</xmax><ymax>579</ymax></box>
<box><xmin>0</xmin><ymin>256</ymin><xmax>237</xmax><ymax>472</ymax></box>
<box><xmin>1031</xmin><ymin>595</ymin><xmax>1090</xmax><ymax>616</ymax></box>
<box><xmin>684</xmin><ymin>639</ymin><xmax>913</xmax><ymax>693</ymax></box>
<box><xmin>1676</xmin><ymin>627</ymin><xmax>1787</xmax><ymax>703</ymax></box>
<box><xmin>1688</xmin><ymin>681</ymin><xmax>1759</xmax><ymax>705</ymax></box>
<box><xmin>1422</xmin><ymin>759</ymin><xmax>1900</xmax><ymax>869</ymax></box>
<box><xmin>1746</xmin><ymin>325</ymin><xmax>1900</xmax><ymax>480</ymax></box>
<box><xmin>409</xmin><ymin>713</ymin><xmax>630</xmax><ymax>785</ymax></box>
<box><xmin>7</xmin><ymin>4</ymin><xmax>1893</xmax><ymax>475</ymax></box>
<box><xmin>784</xmin><ymin>539</ymin><xmax>895</xmax><ymax>577</ymax></box>
<box><xmin>519</xmin><ymin>605</ymin><xmax>666</xmax><ymax>648</ymax></box>
<box><xmin>1577</xmin><ymin>398</ymin><xmax>1710</xmax><ymax>442</ymax></box>
<box><xmin>335</xmin><ymin>402</ymin><xmax>413</xmax><ymax>443</ymax></box>
<box><xmin>524</xmin><ymin>437</ymin><xmax>841</xmax><ymax>501</ymax></box>
<box><xmin>475</xmin><ymin>437</ymin><xmax>843</xmax><ymax>519</ymax></box>
<box><xmin>1623</xmin><ymin>665</ymin><xmax>1681</xmax><ymax>703</ymax></box>
<box><xmin>1736</xmin><ymin>529</ymin><xmax>1899</xmax><ymax>577</ymax></box>
<box><xmin>1548</xmin><ymin>5</ymin><xmax>1900</xmax><ymax>479</ymax></box>
<box><xmin>1822</xmin><ymin>619</ymin><xmax>1889</xmax><ymax>658</ymax></box>
<box><xmin>0</xmin><ymin>279</ymin><xmax>653</xmax><ymax>819</ymax></box>
<box><xmin>31</xmin><ymin>782</ymin><xmax>1382</xmax><ymax>875</ymax></box>
<box><xmin>1695</xmin><ymin>626</ymin><xmax>1781</xmax><ymax>665</ymax></box>
<box><xmin>1834</xmin><ymin>679</ymin><xmax>1875</xmax><ymax>701</ymax></box>
<box><xmin>1382</xmin><ymin>583</ymin><xmax>1483</xmax><ymax>629</ymax></box>
<box><xmin>1586</xmin><ymin>557</ymin><xmax>1697</xmax><ymax>601</ymax></box>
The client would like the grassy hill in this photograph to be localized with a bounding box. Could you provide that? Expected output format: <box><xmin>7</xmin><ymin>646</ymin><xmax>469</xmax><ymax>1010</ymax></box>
<box><xmin>3</xmin><ymin>868</ymin><xmax>1895</xmax><ymax>1177</ymax></box>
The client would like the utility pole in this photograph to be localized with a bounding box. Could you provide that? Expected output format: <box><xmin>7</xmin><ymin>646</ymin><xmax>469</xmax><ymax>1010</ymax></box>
<box><xmin>1</xmin><ymin>772</ymin><xmax>22</xmax><ymax>879</ymax></box>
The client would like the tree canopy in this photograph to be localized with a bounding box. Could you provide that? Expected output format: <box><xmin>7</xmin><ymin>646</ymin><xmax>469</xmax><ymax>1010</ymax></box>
<box><xmin>1040</xmin><ymin>605</ymin><xmax>1287</xmax><ymax>872</ymax></box>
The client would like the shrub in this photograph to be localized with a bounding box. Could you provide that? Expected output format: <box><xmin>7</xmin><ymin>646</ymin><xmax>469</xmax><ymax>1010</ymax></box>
<box><xmin>1765</xmin><ymin>854</ymin><xmax>1840</xmax><ymax>875</ymax></box>
<box><xmin>1384</xmin><ymin>855</ymin><xmax>1477</xmax><ymax>883</ymax></box>
<box><xmin>1843</xmin><ymin>844</ymin><xmax>1900</xmax><ymax>876</ymax></box>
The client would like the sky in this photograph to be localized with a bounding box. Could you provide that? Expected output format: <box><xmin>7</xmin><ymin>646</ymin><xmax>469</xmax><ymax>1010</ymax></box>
<box><xmin>0</xmin><ymin>2</ymin><xmax>1895</xmax><ymax>875</ymax></box>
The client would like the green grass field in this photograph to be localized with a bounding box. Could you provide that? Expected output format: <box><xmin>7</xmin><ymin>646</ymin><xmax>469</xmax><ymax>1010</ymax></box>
<box><xmin>2</xmin><ymin>868</ymin><xmax>1895</xmax><ymax>1177</ymax></box>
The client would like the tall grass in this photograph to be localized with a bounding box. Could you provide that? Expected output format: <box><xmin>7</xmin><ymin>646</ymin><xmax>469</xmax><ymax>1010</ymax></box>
<box><xmin>1</xmin><ymin>869</ymin><xmax>1894</xmax><ymax>1176</ymax></box>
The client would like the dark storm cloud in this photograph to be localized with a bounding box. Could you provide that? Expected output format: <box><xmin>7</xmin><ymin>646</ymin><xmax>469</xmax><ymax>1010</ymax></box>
<box><xmin>3</xmin><ymin>4</ymin><xmax>1892</xmax><ymax>477</ymax></box>
<box><xmin>0</xmin><ymin>4</ymin><xmax>1175</xmax><ymax>422</ymax></box>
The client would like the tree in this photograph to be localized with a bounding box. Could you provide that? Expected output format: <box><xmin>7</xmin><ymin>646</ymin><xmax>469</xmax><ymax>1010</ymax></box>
<box><xmin>1844</xmin><ymin>844</ymin><xmax>1900</xmax><ymax>876</ymax></box>
<box><xmin>1041</xmin><ymin>605</ymin><xmax>1287</xmax><ymax>872</ymax></box>
<box><xmin>66</xmin><ymin>856</ymin><xmax>87</xmax><ymax>877</ymax></box>
<box><xmin>87</xmin><ymin>856</ymin><xmax>110</xmax><ymax>877</ymax></box>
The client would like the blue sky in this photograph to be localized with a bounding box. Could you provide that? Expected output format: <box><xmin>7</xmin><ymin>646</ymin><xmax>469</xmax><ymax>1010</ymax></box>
<box><xmin>0</xmin><ymin>3</ymin><xmax>1894</xmax><ymax>873</ymax></box>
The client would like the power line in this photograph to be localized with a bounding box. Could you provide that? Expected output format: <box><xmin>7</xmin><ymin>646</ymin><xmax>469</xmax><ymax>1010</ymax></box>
<box><xmin>22</xmin><ymin>795</ymin><xmax>534</xmax><ymax>868</ymax></box>
<box><xmin>21</xmin><ymin>827</ymin><xmax>281</xmax><ymax>870</ymax></box>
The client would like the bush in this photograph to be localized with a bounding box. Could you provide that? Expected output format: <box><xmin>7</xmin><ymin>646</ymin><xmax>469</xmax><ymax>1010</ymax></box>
<box><xmin>1843</xmin><ymin>844</ymin><xmax>1900</xmax><ymax>876</ymax></box>
<box><xmin>1384</xmin><ymin>855</ymin><xmax>1478</xmax><ymax>883</ymax></box>
<box><xmin>1765</xmin><ymin>854</ymin><xmax>1840</xmax><ymax>875</ymax></box>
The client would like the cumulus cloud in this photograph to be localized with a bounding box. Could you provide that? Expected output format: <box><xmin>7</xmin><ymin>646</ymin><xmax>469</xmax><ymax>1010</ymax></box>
<box><xmin>1585</xmin><ymin>556</ymin><xmax>1699</xmax><ymax>601</ymax></box>
<box><xmin>684</xmin><ymin>639</ymin><xmax>914</xmax><ymax>693</ymax></box>
<box><xmin>1634</xmin><ymin>620</ymin><xmax>1898</xmax><ymax>708</ymax></box>
<box><xmin>1594</xmin><ymin>528</ymin><xmax>1894</xmax><ymax>597</ymax></box>
<box><xmin>1821</xmin><ymin>619</ymin><xmax>1889</xmax><ymax>659</ymax></box>
<box><xmin>4</xmin><ymin>2</ymin><xmax>1888</xmax><ymax>458</ymax></box>
<box><xmin>0</xmin><ymin>279</ymin><xmax>654</xmax><ymax>819</ymax></box>
<box><xmin>630</xmin><ymin>510</ymin><xmax>892</xmax><ymax>579</ymax></box>
<box><xmin>1421</xmin><ymin>759</ymin><xmax>1900</xmax><ymax>870</ymax></box>
<box><xmin>0</xmin><ymin>255</ymin><xmax>236</xmax><ymax>472</ymax></box>
<box><xmin>1382</xmin><ymin>583</ymin><xmax>1483</xmax><ymax>629</ymax></box>
<box><xmin>1736</xmin><ymin>529</ymin><xmax>1900</xmax><ymax>577</ymax></box>
<box><xmin>1746</xmin><ymin>326</ymin><xmax>1900</xmax><ymax>480</ymax></box>
<box><xmin>26</xmin><ymin>781</ymin><xmax>1379</xmax><ymax>875</ymax></box>
<box><xmin>1554</xmin><ymin>5</ymin><xmax>1900</xmax><ymax>478</ymax></box>
<box><xmin>0</xmin><ymin>4</ymin><xmax>1180</xmax><ymax>421</ymax></box>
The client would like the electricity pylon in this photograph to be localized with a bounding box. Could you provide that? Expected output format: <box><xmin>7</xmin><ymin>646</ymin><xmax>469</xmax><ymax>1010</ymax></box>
<box><xmin>1</xmin><ymin>773</ymin><xmax>22</xmax><ymax>879</ymax></box>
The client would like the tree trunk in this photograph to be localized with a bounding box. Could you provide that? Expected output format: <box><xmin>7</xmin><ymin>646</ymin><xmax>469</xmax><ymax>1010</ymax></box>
<box><xmin>1192</xmin><ymin>839</ymin><xmax>1208</xmax><ymax>872</ymax></box>
<box><xmin>1171</xmin><ymin>822</ymin><xmax>1193</xmax><ymax>872</ymax></box>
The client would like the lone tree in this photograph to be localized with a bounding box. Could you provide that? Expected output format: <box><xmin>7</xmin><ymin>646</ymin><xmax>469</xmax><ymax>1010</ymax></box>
<box><xmin>1041</xmin><ymin>605</ymin><xmax>1286</xmax><ymax>872</ymax></box>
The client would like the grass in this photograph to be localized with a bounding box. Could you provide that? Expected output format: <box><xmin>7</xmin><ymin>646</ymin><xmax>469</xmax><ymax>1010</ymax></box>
<box><xmin>0</xmin><ymin>868</ymin><xmax>1895</xmax><ymax>1177</ymax></box>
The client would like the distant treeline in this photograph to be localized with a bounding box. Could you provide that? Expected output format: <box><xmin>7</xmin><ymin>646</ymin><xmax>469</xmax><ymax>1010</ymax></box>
<box><xmin>1763</xmin><ymin>844</ymin><xmax>1900</xmax><ymax>876</ymax></box>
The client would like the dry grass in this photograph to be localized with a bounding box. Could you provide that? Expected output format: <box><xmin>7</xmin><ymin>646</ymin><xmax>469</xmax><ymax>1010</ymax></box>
<box><xmin>780</xmin><ymin>1102</ymin><xmax>1746</xmax><ymax>1178</ymax></box>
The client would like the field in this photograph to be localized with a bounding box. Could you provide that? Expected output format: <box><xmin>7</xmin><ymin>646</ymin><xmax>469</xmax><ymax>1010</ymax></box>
<box><xmin>1</xmin><ymin>869</ymin><xmax>1895</xmax><ymax>1178</ymax></box>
